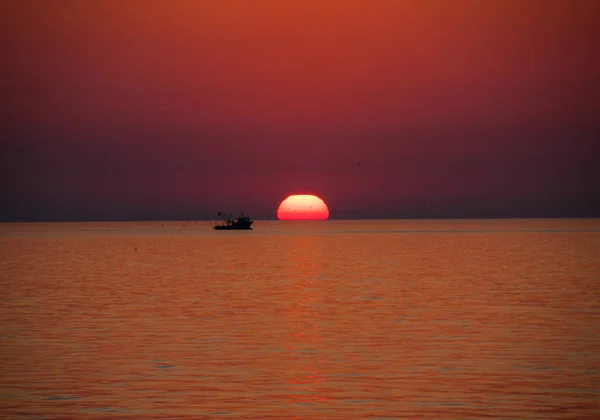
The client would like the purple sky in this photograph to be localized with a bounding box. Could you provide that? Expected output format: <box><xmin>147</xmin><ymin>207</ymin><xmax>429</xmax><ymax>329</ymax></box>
<box><xmin>2</xmin><ymin>0</ymin><xmax>599</xmax><ymax>221</ymax></box>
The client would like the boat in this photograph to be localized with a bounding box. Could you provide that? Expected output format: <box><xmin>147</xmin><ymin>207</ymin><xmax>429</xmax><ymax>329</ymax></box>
<box><xmin>213</xmin><ymin>212</ymin><xmax>253</xmax><ymax>230</ymax></box>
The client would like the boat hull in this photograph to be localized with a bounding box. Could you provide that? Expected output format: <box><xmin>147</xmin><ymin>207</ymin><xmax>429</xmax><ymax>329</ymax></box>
<box><xmin>213</xmin><ymin>214</ymin><xmax>253</xmax><ymax>230</ymax></box>
<box><xmin>213</xmin><ymin>226</ymin><xmax>253</xmax><ymax>230</ymax></box>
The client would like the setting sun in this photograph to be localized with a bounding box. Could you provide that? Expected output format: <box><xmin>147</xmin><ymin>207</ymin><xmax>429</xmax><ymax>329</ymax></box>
<box><xmin>277</xmin><ymin>194</ymin><xmax>330</xmax><ymax>220</ymax></box>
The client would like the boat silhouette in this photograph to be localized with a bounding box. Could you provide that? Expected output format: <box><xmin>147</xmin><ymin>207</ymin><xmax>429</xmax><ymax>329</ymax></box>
<box><xmin>213</xmin><ymin>212</ymin><xmax>253</xmax><ymax>230</ymax></box>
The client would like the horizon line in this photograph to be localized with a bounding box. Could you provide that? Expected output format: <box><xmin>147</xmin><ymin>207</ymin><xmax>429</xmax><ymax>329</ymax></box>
<box><xmin>1</xmin><ymin>215</ymin><xmax>599</xmax><ymax>224</ymax></box>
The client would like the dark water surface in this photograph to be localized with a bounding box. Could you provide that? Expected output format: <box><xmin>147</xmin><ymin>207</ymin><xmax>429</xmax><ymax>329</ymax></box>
<box><xmin>1</xmin><ymin>219</ymin><xmax>599</xmax><ymax>419</ymax></box>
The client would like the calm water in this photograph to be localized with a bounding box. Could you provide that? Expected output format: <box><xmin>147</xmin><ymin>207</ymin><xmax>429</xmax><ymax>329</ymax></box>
<box><xmin>1</xmin><ymin>219</ymin><xmax>599</xmax><ymax>419</ymax></box>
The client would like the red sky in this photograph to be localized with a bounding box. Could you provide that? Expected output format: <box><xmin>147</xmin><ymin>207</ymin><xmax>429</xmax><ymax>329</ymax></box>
<box><xmin>2</xmin><ymin>0</ymin><xmax>599</xmax><ymax>220</ymax></box>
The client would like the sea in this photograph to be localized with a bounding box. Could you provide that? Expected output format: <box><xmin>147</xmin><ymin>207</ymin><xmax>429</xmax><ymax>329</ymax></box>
<box><xmin>1</xmin><ymin>219</ymin><xmax>599</xmax><ymax>419</ymax></box>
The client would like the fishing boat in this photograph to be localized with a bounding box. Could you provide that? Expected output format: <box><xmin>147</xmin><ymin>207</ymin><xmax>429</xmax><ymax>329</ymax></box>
<box><xmin>213</xmin><ymin>212</ymin><xmax>253</xmax><ymax>230</ymax></box>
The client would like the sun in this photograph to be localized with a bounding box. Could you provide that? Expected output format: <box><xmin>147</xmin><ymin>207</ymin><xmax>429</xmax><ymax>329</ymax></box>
<box><xmin>277</xmin><ymin>194</ymin><xmax>330</xmax><ymax>220</ymax></box>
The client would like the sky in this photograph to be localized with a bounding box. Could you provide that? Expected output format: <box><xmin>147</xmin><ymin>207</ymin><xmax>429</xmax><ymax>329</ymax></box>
<box><xmin>2</xmin><ymin>0</ymin><xmax>599</xmax><ymax>221</ymax></box>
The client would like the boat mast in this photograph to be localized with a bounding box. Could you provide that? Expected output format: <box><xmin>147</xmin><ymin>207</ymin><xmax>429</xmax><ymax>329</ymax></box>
<box><xmin>217</xmin><ymin>212</ymin><xmax>233</xmax><ymax>225</ymax></box>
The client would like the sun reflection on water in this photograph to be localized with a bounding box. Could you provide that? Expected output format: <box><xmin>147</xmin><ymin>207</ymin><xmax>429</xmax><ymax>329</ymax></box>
<box><xmin>282</xmin><ymin>235</ymin><xmax>333</xmax><ymax>408</ymax></box>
